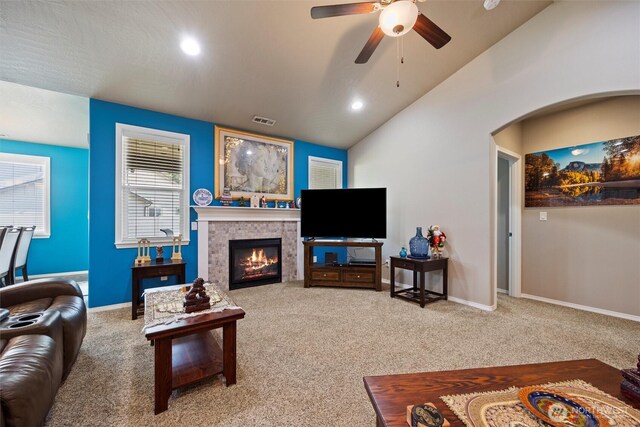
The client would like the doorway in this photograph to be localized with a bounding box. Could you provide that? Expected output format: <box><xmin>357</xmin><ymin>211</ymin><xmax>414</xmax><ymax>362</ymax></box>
<box><xmin>495</xmin><ymin>147</ymin><xmax>521</xmax><ymax>299</ymax></box>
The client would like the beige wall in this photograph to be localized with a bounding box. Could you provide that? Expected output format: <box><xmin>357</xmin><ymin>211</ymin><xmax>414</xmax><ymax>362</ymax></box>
<box><xmin>520</xmin><ymin>96</ymin><xmax>640</xmax><ymax>316</ymax></box>
<box><xmin>495</xmin><ymin>122</ymin><xmax>523</xmax><ymax>155</ymax></box>
<box><xmin>349</xmin><ymin>1</ymin><xmax>640</xmax><ymax>309</ymax></box>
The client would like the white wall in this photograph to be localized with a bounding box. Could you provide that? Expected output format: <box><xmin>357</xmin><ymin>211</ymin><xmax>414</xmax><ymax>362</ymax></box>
<box><xmin>348</xmin><ymin>1</ymin><xmax>640</xmax><ymax>309</ymax></box>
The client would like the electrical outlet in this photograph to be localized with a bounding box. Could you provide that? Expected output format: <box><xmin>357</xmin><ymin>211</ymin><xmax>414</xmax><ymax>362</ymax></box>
<box><xmin>161</xmin><ymin>276</ymin><xmax>168</xmax><ymax>281</ymax></box>
<box><xmin>191</xmin><ymin>221</ymin><xmax>198</xmax><ymax>231</ymax></box>
<box><xmin>539</xmin><ymin>212</ymin><xmax>547</xmax><ymax>221</ymax></box>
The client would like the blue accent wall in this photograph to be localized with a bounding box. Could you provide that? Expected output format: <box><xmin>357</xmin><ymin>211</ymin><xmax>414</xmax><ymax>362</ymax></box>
<box><xmin>89</xmin><ymin>99</ymin><xmax>347</xmax><ymax>307</ymax></box>
<box><xmin>0</xmin><ymin>139</ymin><xmax>89</xmax><ymax>274</ymax></box>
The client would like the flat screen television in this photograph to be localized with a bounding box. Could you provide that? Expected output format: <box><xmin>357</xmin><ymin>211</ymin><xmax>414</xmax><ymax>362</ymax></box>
<box><xmin>300</xmin><ymin>188</ymin><xmax>386</xmax><ymax>238</ymax></box>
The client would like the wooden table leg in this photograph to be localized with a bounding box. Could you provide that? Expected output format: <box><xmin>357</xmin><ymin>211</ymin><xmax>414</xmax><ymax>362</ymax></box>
<box><xmin>420</xmin><ymin>271</ymin><xmax>426</xmax><ymax>308</ymax></box>
<box><xmin>390</xmin><ymin>263</ymin><xmax>396</xmax><ymax>298</ymax></box>
<box><xmin>443</xmin><ymin>262</ymin><xmax>448</xmax><ymax>300</ymax></box>
<box><xmin>154</xmin><ymin>338</ymin><xmax>172</xmax><ymax>414</ymax></box>
<box><xmin>413</xmin><ymin>270</ymin><xmax>418</xmax><ymax>290</ymax></box>
<box><xmin>132</xmin><ymin>276</ymin><xmax>139</xmax><ymax>320</ymax></box>
<box><xmin>223</xmin><ymin>321</ymin><xmax>237</xmax><ymax>386</ymax></box>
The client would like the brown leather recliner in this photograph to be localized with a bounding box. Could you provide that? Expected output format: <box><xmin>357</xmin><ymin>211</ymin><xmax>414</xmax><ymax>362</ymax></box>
<box><xmin>0</xmin><ymin>278</ymin><xmax>87</xmax><ymax>378</ymax></box>
<box><xmin>0</xmin><ymin>311</ymin><xmax>64</xmax><ymax>427</ymax></box>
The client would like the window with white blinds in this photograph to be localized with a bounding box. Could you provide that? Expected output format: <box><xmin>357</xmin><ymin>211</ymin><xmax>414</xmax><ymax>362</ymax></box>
<box><xmin>308</xmin><ymin>156</ymin><xmax>343</xmax><ymax>189</ymax></box>
<box><xmin>115</xmin><ymin>124</ymin><xmax>190</xmax><ymax>248</ymax></box>
<box><xmin>0</xmin><ymin>153</ymin><xmax>50</xmax><ymax>237</ymax></box>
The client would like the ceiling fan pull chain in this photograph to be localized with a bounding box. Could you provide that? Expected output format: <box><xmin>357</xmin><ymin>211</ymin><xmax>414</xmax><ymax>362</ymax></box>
<box><xmin>396</xmin><ymin>38</ymin><xmax>400</xmax><ymax>88</ymax></box>
<box><xmin>401</xmin><ymin>36</ymin><xmax>404</xmax><ymax>64</ymax></box>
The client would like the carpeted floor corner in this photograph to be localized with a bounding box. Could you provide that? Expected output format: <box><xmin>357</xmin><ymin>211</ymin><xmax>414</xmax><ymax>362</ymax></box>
<box><xmin>46</xmin><ymin>281</ymin><xmax>639</xmax><ymax>426</ymax></box>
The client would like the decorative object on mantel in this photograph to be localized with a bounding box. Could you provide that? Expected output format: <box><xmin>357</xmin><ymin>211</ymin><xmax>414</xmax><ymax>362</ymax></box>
<box><xmin>260</xmin><ymin>194</ymin><xmax>268</xmax><ymax>208</ymax></box>
<box><xmin>238</xmin><ymin>196</ymin><xmax>247</xmax><ymax>207</ymax></box>
<box><xmin>192</xmin><ymin>188</ymin><xmax>213</xmax><ymax>206</ymax></box>
<box><xmin>214</xmin><ymin>126</ymin><xmax>294</xmax><ymax>202</ymax></box>
<box><xmin>296</xmin><ymin>196</ymin><xmax>302</xmax><ymax>209</ymax></box>
<box><xmin>399</xmin><ymin>247</ymin><xmax>407</xmax><ymax>258</ymax></box>
<box><xmin>406</xmin><ymin>403</ymin><xmax>449</xmax><ymax>427</ymax></box>
<box><xmin>171</xmin><ymin>235</ymin><xmax>182</xmax><ymax>261</ymax></box>
<box><xmin>250</xmin><ymin>194</ymin><xmax>260</xmax><ymax>208</ymax></box>
<box><xmin>290</xmin><ymin>201</ymin><xmax>295</xmax><ymax>209</ymax></box>
<box><xmin>136</xmin><ymin>238</ymin><xmax>151</xmax><ymax>264</ymax></box>
<box><xmin>408</xmin><ymin>227</ymin><xmax>430</xmax><ymax>259</ymax></box>
<box><xmin>155</xmin><ymin>246</ymin><xmax>164</xmax><ymax>263</ymax></box>
<box><xmin>621</xmin><ymin>353</ymin><xmax>640</xmax><ymax>405</ymax></box>
<box><xmin>428</xmin><ymin>225</ymin><xmax>446</xmax><ymax>259</ymax></box>
<box><xmin>183</xmin><ymin>278</ymin><xmax>211</xmax><ymax>313</ymax></box>
<box><xmin>219</xmin><ymin>187</ymin><xmax>233</xmax><ymax>206</ymax></box>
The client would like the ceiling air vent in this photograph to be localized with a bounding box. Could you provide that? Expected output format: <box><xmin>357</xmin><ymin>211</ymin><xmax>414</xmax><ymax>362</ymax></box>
<box><xmin>252</xmin><ymin>116</ymin><xmax>277</xmax><ymax>127</ymax></box>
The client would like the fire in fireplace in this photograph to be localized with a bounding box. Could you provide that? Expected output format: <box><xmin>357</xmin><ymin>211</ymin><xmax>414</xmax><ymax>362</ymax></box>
<box><xmin>229</xmin><ymin>238</ymin><xmax>282</xmax><ymax>289</ymax></box>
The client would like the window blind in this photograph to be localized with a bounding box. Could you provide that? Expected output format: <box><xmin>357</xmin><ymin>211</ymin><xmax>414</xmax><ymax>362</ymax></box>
<box><xmin>121</xmin><ymin>136</ymin><xmax>184</xmax><ymax>241</ymax></box>
<box><xmin>309</xmin><ymin>157</ymin><xmax>342</xmax><ymax>189</ymax></box>
<box><xmin>0</xmin><ymin>155</ymin><xmax>49</xmax><ymax>235</ymax></box>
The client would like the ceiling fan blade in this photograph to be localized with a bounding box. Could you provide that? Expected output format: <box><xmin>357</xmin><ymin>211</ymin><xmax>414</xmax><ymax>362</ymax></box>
<box><xmin>413</xmin><ymin>13</ymin><xmax>451</xmax><ymax>49</ymax></box>
<box><xmin>311</xmin><ymin>2</ymin><xmax>378</xmax><ymax>19</ymax></box>
<box><xmin>355</xmin><ymin>26</ymin><xmax>385</xmax><ymax>64</ymax></box>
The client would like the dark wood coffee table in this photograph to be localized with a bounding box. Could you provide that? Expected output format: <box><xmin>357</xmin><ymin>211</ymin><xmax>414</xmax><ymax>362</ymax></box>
<box><xmin>145</xmin><ymin>308</ymin><xmax>245</xmax><ymax>414</ymax></box>
<box><xmin>364</xmin><ymin>359</ymin><xmax>638</xmax><ymax>427</ymax></box>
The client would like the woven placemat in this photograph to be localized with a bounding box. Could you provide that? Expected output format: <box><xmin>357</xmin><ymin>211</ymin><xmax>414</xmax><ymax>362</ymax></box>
<box><xmin>440</xmin><ymin>379</ymin><xmax>640</xmax><ymax>427</ymax></box>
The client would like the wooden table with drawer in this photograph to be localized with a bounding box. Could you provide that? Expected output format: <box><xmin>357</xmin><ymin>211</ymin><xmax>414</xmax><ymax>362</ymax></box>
<box><xmin>390</xmin><ymin>256</ymin><xmax>448</xmax><ymax>307</ymax></box>
<box><xmin>131</xmin><ymin>259</ymin><xmax>186</xmax><ymax>320</ymax></box>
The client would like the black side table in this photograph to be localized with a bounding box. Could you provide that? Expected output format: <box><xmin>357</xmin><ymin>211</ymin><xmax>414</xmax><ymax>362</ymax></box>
<box><xmin>390</xmin><ymin>256</ymin><xmax>448</xmax><ymax>307</ymax></box>
<box><xmin>131</xmin><ymin>259</ymin><xmax>186</xmax><ymax>320</ymax></box>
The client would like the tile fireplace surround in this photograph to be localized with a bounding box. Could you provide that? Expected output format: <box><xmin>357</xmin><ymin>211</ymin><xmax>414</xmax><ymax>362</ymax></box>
<box><xmin>194</xmin><ymin>206</ymin><xmax>302</xmax><ymax>290</ymax></box>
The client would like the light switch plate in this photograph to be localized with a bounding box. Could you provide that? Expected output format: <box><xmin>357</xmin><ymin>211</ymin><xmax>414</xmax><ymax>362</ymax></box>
<box><xmin>191</xmin><ymin>221</ymin><xmax>198</xmax><ymax>230</ymax></box>
<box><xmin>540</xmin><ymin>212</ymin><xmax>547</xmax><ymax>221</ymax></box>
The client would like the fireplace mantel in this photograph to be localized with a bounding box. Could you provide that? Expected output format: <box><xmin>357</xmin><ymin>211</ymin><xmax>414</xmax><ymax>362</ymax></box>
<box><xmin>192</xmin><ymin>206</ymin><xmax>300</xmax><ymax>222</ymax></box>
<box><xmin>194</xmin><ymin>206</ymin><xmax>302</xmax><ymax>286</ymax></box>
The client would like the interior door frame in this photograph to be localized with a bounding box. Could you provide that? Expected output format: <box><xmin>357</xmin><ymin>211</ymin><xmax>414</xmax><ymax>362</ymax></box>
<box><xmin>494</xmin><ymin>145</ymin><xmax>522</xmax><ymax>299</ymax></box>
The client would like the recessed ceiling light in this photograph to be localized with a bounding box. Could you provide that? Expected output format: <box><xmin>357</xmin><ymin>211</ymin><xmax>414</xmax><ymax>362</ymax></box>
<box><xmin>180</xmin><ymin>37</ymin><xmax>201</xmax><ymax>56</ymax></box>
<box><xmin>351</xmin><ymin>100</ymin><xmax>364</xmax><ymax>111</ymax></box>
<box><xmin>483</xmin><ymin>0</ymin><xmax>500</xmax><ymax>10</ymax></box>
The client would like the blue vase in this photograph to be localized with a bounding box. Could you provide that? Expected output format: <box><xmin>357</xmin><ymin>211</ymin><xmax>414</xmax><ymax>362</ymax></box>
<box><xmin>399</xmin><ymin>247</ymin><xmax>407</xmax><ymax>258</ymax></box>
<box><xmin>409</xmin><ymin>227</ymin><xmax>429</xmax><ymax>258</ymax></box>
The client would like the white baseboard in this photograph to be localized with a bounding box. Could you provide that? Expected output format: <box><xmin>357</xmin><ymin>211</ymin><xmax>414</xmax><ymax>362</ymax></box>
<box><xmin>497</xmin><ymin>288</ymin><xmax>508</xmax><ymax>294</ymax></box>
<box><xmin>29</xmin><ymin>270</ymin><xmax>88</xmax><ymax>279</ymax></box>
<box><xmin>447</xmin><ymin>296</ymin><xmax>496</xmax><ymax>312</ymax></box>
<box><xmin>521</xmin><ymin>293</ymin><xmax>640</xmax><ymax>322</ymax></box>
<box><xmin>88</xmin><ymin>302</ymin><xmax>131</xmax><ymax>313</ymax></box>
<box><xmin>382</xmin><ymin>279</ymin><xmax>496</xmax><ymax>312</ymax></box>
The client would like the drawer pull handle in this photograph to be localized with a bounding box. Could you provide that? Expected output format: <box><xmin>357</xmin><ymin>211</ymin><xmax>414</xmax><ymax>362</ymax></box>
<box><xmin>357</xmin><ymin>275</ymin><xmax>360</xmax><ymax>278</ymax></box>
<box><xmin>323</xmin><ymin>274</ymin><xmax>327</xmax><ymax>277</ymax></box>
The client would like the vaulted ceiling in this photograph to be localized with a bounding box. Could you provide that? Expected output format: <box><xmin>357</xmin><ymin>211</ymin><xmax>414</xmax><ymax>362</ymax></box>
<box><xmin>0</xmin><ymin>0</ymin><xmax>550</xmax><ymax>149</ymax></box>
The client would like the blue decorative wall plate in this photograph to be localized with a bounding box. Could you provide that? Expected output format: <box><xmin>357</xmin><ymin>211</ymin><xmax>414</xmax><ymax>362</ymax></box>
<box><xmin>193</xmin><ymin>188</ymin><xmax>213</xmax><ymax>206</ymax></box>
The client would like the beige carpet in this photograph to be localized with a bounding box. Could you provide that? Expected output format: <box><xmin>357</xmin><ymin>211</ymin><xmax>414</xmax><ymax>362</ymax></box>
<box><xmin>46</xmin><ymin>282</ymin><xmax>639</xmax><ymax>426</ymax></box>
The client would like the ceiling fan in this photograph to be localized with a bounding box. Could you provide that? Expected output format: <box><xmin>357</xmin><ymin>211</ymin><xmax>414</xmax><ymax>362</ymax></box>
<box><xmin>310</xmin><ymin>0</ymin><xmax>452</xmax><ymax>64</ymax></box>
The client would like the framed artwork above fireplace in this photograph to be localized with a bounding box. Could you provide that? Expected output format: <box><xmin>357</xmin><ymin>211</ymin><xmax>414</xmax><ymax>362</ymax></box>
<box><xmin>214</xmin><ymin>126</ymin><xmax>294</xmax><ymax>201</ymax></box>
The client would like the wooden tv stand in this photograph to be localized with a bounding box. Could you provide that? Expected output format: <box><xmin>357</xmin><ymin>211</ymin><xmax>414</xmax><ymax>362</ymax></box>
<box><xmin>303</xmin><ymin>240</ymin><xmax>383</xmax><ymax>291</ymax></box>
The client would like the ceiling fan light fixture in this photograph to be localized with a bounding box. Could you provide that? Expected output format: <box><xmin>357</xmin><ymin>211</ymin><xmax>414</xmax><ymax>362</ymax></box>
<box><xmin>379</xmin><ymin>1</ymin><xmax>419</xmax><ymax>37</ymax></box>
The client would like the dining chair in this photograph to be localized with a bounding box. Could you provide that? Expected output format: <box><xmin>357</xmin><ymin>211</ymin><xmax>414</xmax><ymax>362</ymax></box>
<box><xmin>0</xmin><ymin>227</ymin><xmax>21</xmax><ymax>287</ymax></box>
<box><xmin>11</xmin><ymin>225</ymin><xmax>36</xmax><ymax>284</ymax></box>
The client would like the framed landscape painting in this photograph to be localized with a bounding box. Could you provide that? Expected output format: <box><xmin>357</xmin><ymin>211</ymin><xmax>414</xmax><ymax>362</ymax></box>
<box><xmin>214</xmin><ymin>126</ymin><xmax>294</xmax><ymax>201</ymax></box>
<box><xmin>525</xmin><ymin>134</ymin><xmax>640</xmax><ymax>207</ymax></box>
